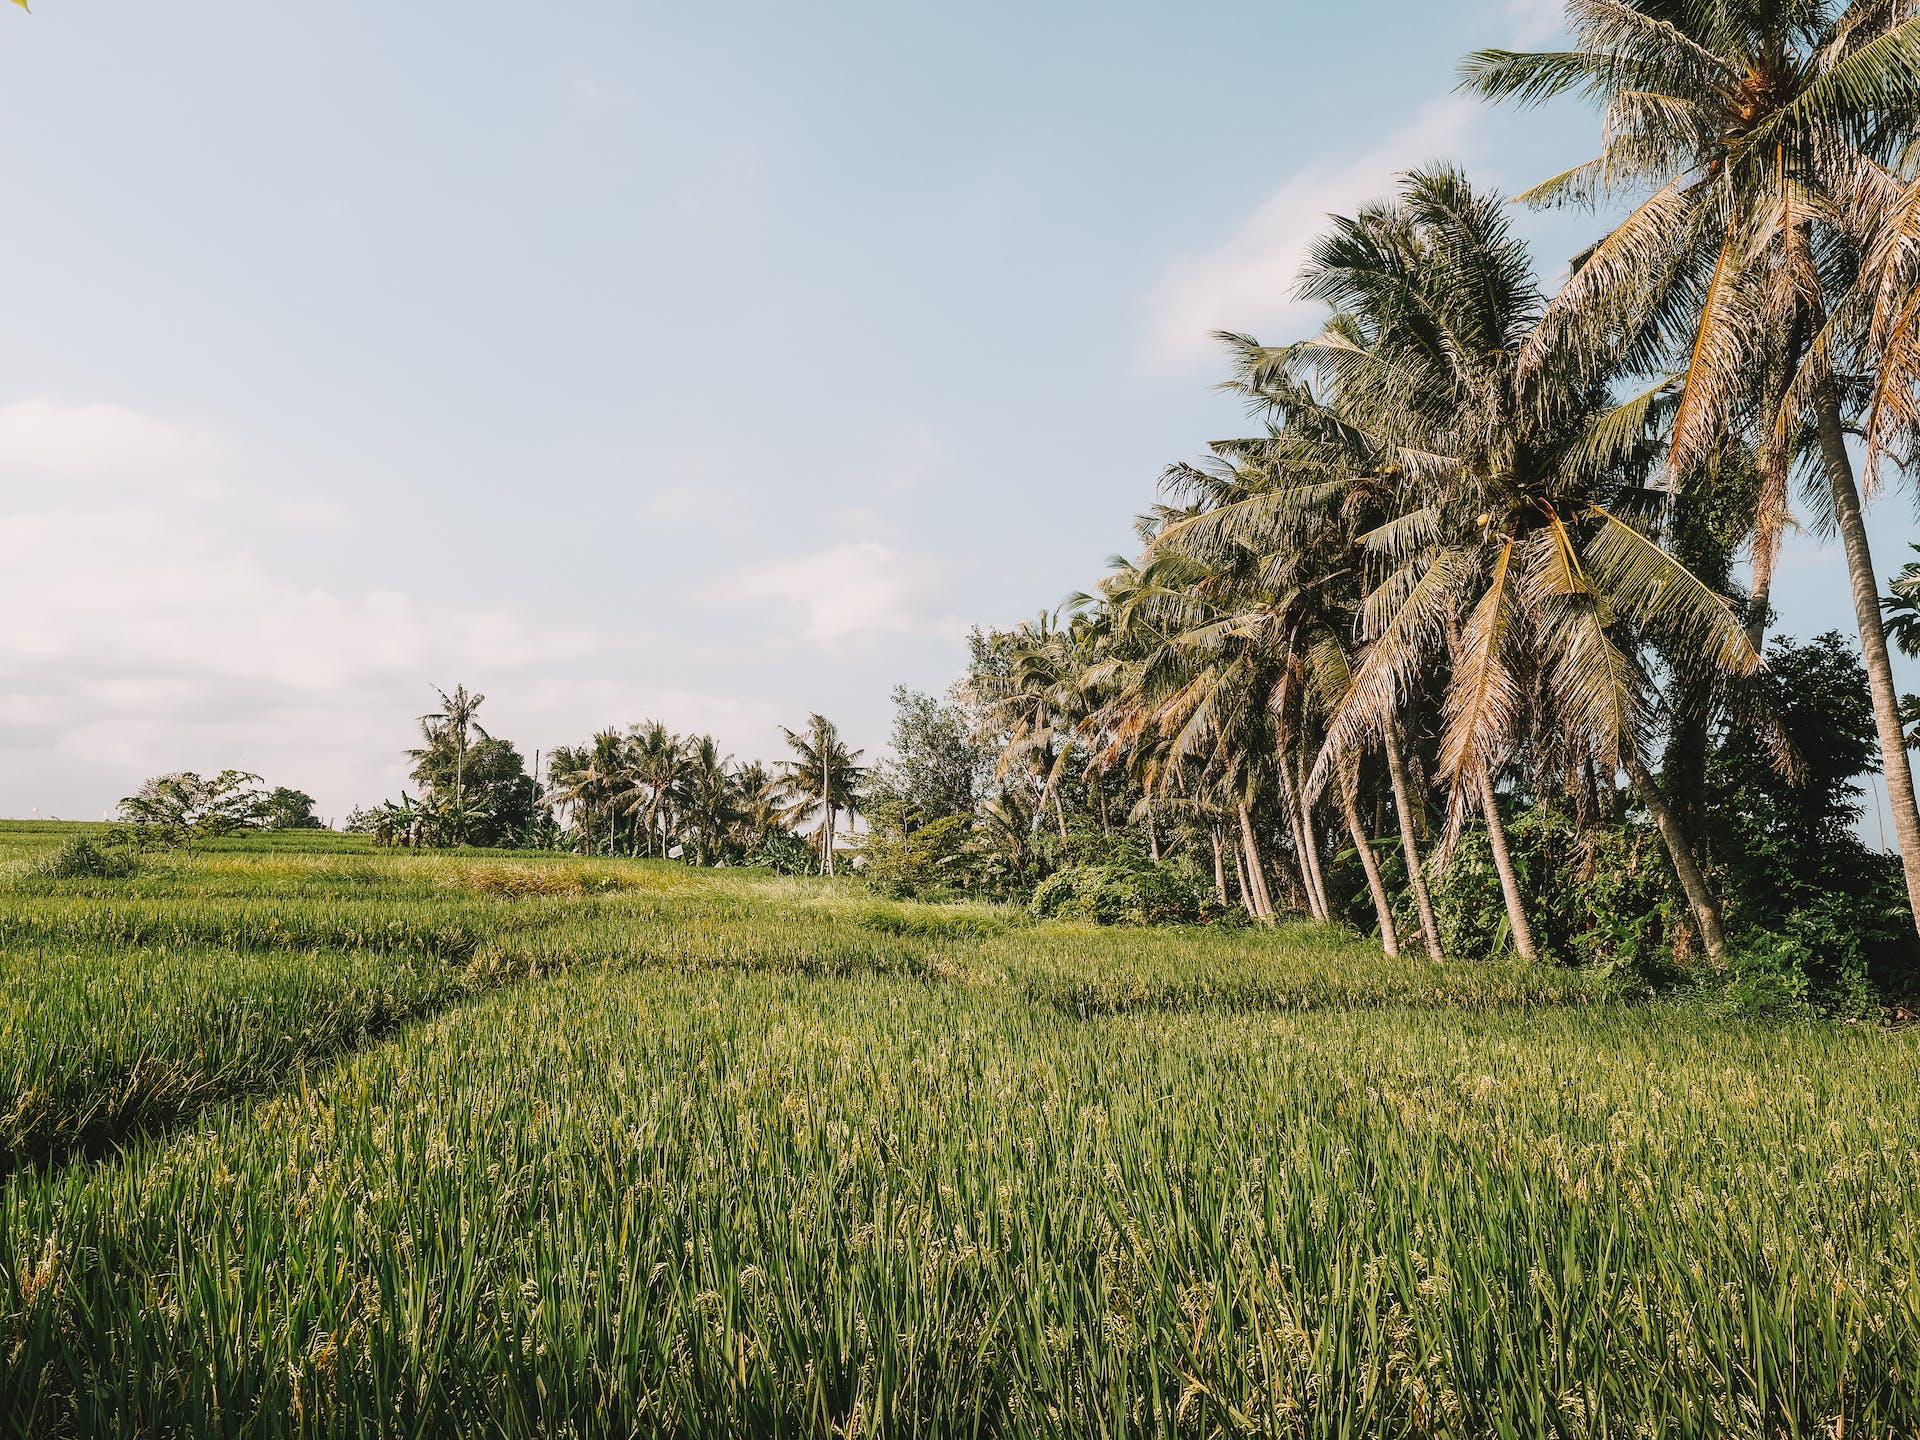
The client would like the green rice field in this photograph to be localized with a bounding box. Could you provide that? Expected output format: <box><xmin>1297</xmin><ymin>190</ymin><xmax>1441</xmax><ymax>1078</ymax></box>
<box><xmin>1</xmin><ymin>820</ymin><xmax>1915</xmax><ymax>1437</ymax></box>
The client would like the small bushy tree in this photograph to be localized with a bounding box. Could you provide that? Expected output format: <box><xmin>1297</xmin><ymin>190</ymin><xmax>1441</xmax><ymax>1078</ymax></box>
<box><xmin>262</xmin><ymin>787</ymin><xmax>323</xmax><ymax>830</ymax></box>
<box><xmin>118</xmin><ymin>770</ymin><xmax>267</xmax><ymax>859</ymax></box>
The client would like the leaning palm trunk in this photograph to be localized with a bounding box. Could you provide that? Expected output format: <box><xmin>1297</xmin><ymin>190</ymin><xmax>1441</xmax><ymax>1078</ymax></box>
<box><xmin>1814</xmin><ymin>384</ymin><xmax>1920</xmax><ymax>938</ymax></box>
<box><xmin>1231</xmin><ymin>831</ymin><xmax>1258</xmax><ymax>918</ymax></box>
<box><xmin>1745</xmin><ymin>437</ymin><xmax>1793</xmax><ymax>653</ymax></box>
<box><xmin>1476</xmin><ymin>772</ymin><xmax>1538</xmax><ymax>962</ymax></box>
<box><xmin>1237</xmin><ymin>803</ymin><xmax>1276</xmax><ymax>923</ymax></box>
<box><xmin>1277</xmin><ymin>769</ymin><xmax>1326</xmax><ymax>921</ymax></box>
<box><xmin>1338</xmin><ymin>775</ymin><xmax>1399</xmax><ymax>957</ymax></box>
<box><xmin>1384</xmin><ymin>738</ymin><xmax>1443</xmax><ymax>961</ymax></box>
<box><xmin>1294</xmin><ymin>762</ymin><xmax>1333</xmax><ymax>924</ymax></box>
<box><xmin>1620</xmin><ymin>746</ymin><xmax>1727</xmax><ymax>965</ymax></box>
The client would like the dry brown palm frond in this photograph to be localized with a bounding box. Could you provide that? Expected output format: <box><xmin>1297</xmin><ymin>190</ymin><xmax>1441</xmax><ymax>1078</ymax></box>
<box><xmin>1669</xmin><ymin>226</ymin><xmax>1767</xmax><ymax>473</ymax></box>
<box><xmin>1437</xmin><ymin>541</ymin><xmax>1525</xmax><ymax>802</ymax></box>
<box><xmin>1522</xmin><ymin>177</ymin><xmax>1696</xmax><ymax>377</ymax></box>
<box><xmin>1582</xmin><ymin>505</ymin><xmax>1762</xmax><ymax>674</ymax></box>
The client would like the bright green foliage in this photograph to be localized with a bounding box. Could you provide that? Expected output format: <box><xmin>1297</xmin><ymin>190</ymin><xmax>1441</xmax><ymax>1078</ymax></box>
<box><xmin>858</xmin><ymin>810</ymin><xmax>974</xmax><ymax>897</ymax></box>
<box><xmin>117</xmin><ymin>769</ymin><xmax>269</xmax><ymax>858</ymax></box>
<box><xmin>262</xmin><ymin>786</ymin><xmax>325</xmax><ymax>831</ymax></box>
<box><xmin>1029</xmin><ymin>860</ymin><xmax>1223</xmax><ymax>927</ymax></box>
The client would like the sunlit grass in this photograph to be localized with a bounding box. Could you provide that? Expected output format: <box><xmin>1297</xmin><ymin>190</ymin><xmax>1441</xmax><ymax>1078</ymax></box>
<box><xmin>1</xmin><ymin>822</ymin><xmax>1915</xmax><ymax>1435</ymax></box>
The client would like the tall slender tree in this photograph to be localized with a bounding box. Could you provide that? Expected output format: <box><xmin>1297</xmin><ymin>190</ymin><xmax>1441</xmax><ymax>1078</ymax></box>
<box><xmin>420</xmin><ymin>685</ymin><xmax>487</xmax><ymax>843</ymax></box>
<box><xmin>775</xmin><ymin>714</ymin><xmax>868</xmax><ymax>875</ymax></box>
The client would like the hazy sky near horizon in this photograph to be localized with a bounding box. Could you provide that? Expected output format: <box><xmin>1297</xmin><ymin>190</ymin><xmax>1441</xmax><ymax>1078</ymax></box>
<box><xmin>4</xmin><ymin>0</ymin><xmax>1917</xmax><ymax>823</ymax></box>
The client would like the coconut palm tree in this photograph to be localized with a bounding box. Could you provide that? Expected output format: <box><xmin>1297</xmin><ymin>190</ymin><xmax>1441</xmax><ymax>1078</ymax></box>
<box><xmin>613</xmin><ymin>721</ymin><xmax>683</xmax><ymax>857</ymax></box>
<box><xmin>1221</xmin><ymin>167</ymin><xmax>1760</xmax><ymax>961</ymax></box>
<box><xmin>543</xmin><ymin>730</ymin><xmax>624</xmax><ymax>853</ymax></box>
<box><xmin>420</xmin><ymin>684</ymin><xmax>487</xmax><ymax>843</ymax></box>
<box><xmin>775</xmin><ymin>714</ymin><xmax>868</xmax><ymax>875</ymax></box>
<box><xmin>965</xmin><ymin>614</ymin><xmax>1084</xmax><ymax>838</ymax></box>
<box><xmin>679</xmin><ymin>735</ymin><xmax>734</xmax><ymax>866</ymax></box>
<box><xmin>1460</xmin><ymin>0</ymin><xmax>1920</xmax><ymax>935</ymax></box>
<box><xmin>729</xmin><ymin>760</ymin><xmax>786</xmax><ymax>855</ymax></box>
<box><xmin>1151</xmin><ymin>429</ymin><xmax>1448</xmax><ymax>955</ymax></box>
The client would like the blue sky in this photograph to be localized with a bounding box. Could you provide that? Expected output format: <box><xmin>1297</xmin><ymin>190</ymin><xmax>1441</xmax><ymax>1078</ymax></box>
<box><xmin>3</xmin><ymin>0</ymin><xmax>1914</xmax><ymax>824</ymax></box>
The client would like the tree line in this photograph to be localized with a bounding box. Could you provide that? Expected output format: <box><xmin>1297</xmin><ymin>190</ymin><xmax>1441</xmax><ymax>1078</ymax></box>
<box><xmin>346</xmin><ymin>686</ymin><xmax>872</xmax><ymax>877</ymax></box>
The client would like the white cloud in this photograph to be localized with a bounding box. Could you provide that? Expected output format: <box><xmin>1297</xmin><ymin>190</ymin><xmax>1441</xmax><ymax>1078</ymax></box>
<box><xmin>0</xmin><ymin>398</ymin><xmax>214</xmax><ymax>477</ymax></box>
<box><xmin>0</xmin><ymin>503</ymin><xmax>602</xmax><ymax>818</ymax></box>
<box><xmin>725</xmin><ymin>540</ymin><xmax>961</xmax><ymax>647</ymax></box>
<box><xmin>1505</xmin><ymin>0</ymin><xmax>1564</xmax><ymax>45</ymax></box>
<box><xmin>1144</xmin><ymin>99</ymin><xmax>1481</xmax><ymax>371</ymax></box>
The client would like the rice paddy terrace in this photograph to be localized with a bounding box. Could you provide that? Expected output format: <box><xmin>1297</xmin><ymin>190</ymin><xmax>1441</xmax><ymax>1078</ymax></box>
<box><xmin>1</xmin><ymin>820</ymin><xmax>1915</xmax><ymax>1437</ymax></box>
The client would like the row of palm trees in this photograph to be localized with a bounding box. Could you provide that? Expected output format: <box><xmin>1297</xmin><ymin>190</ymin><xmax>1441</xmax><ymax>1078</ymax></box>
<box><xmin>968</xmin><ymin>1</ymin><xmax>1920</xmax><ymax>959</ymax></box>
<box><xmin>540</xmin><ymin>714</ymin><xmax>867</xmax><ymax>870</ymax></box>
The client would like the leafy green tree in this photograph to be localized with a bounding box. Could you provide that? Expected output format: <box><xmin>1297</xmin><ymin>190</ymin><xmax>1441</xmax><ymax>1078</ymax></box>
<box><xmin>262</xmin><ymin>787</ymin><xmax>323</xmax><ymax>830</ymax></box>
<box><xmin>870</xmin><ymin>686</ymin><xmax>988</xmax><ymax>828</ymax></box>
<box><xmin>407</xmin><ymin>732</ymin><xmax>534</xmax><ymax>846</ymax></box>
<box><xmin>117</xmin><ymin>770</ymin><xmax>267</xmax><ymax>859</ymax></box>
<box><xmin>1704</xmin><ymin>632</ymin><xmax>1914</xmax><ymax>998</ymax></box>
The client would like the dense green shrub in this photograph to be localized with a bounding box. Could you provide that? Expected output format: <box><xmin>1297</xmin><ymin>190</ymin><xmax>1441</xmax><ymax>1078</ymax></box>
<box><xmin>34</xmin><ymin>837</ymin><xmax>140</xmax><ymax>881</ymax></box>
<box><xmin>745</xmin><ymin>834</ymin><xmax>816</xmax><ymax>876</ymax></box>
<box><xmin>1725</xmin><ymin>901</ymin><xmax>1881</xmax><ymax>1019</ymax></box>
<box><xmin>1029</xmin><ymin>861</ymin><xmax>1226</xmax><ymax>926</ymax></box>
<box><xmin>858</xmin><ymin>813</ymin><xmax>973</xmax><ymax>898</ymax></box>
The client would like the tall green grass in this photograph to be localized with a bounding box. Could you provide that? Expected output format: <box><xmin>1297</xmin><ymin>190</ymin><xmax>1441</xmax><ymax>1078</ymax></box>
<box><xmin>0</xmin><ymin>943</ymin><xmax>468</xmax><ymax>1173</ymax></box>
<box><xmin>4</xmin><ymin>973</ymin><xmax>1916</xmax><ymax>1436</ymax></box>
<box><xmin>3</xmin><ymin>823</ymin><xmax>1916</xmax><ymax>1436</ymax></box>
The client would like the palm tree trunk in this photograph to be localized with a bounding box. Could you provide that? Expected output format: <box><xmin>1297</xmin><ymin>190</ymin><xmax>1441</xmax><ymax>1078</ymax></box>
<box><xmin>1620</xmin><ymin>746</ymin><xmax>1728</xmax><ymax>965</ymax></box>
<box><xmin>1338</xmin><ymin>776</ymin><xmax>1399</xmax><ymax>957</ymax></box>
<box><xmin>1813</xmin><ymin>380</ymin><xmax>1920</xmax><ymax>938</ymax></box>
<box><xmin>1276</xmin><ymin>768</ymin><xmax>1327</xmax><ymax>921</ymax></box>
<box><xmin>823</xmin><ymin>803</ymin><xmax>835</xmax><ymax>875</ymax></box>
<box><xmin>1053</xmin><ymin>785</ymin><xmax>1068</xmax><ymax>840</ymax></box>
<box><xmin>1236</xmin><ymin>833</ymin><xmax>1267</xmax><ymax>925</ymax></box>
<box><xmin>1383</xmin><ymin>738</ymin><xmax>1443</xmax><ymax>960</ymax></box>
<box><xmin>1476</xmin><ymin>771</ymin><xmax>1538</xmax><ymax>961</ymax></box>
<box><xmin>1237</xmin><ymin>803</ymin><xmax>1275</xmax><ymax>922</ymax></box>
<box><xmin>1295</xmin><ymin>774</ymin><xmax>1332</xmax><ymax>923</ymax></box>
<box><xmin>1234</xmin><ymin>842</ymin><xmax>1258</xmax><ymax>918</ymax></box>
<box><xmin>1209</xmin><ymin>827</ymin><xmax>1229</xmax><ymax>907</ymax></box>
<box><xmin>1746</xmin><ymin>446</ymin><xmax>1786</xmax><ymax>652</ymax></box>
